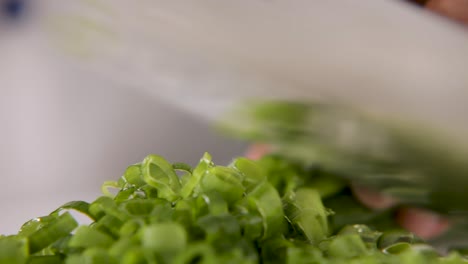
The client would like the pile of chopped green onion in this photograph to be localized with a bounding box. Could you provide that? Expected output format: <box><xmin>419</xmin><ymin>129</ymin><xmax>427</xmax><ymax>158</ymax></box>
<box><xmin>0</xmin><ymin>153</ymin><xmax>466</xmax><ymax>263</ymax></box>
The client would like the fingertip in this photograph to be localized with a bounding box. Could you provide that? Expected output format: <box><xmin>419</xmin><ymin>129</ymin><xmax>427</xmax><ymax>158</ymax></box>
<box><xmin>426</xmin><ymin>0</ymin><xmax>468</xmax><ymax>25</ymax></box>
<box><xmin>397</xmin><ymin>208</ymin><xmax>451</xmax><ymax>240</ymax></box>
<box><xmin>245</xmin><ymin>143</ymin><xmax>272</xmax><ymax>160</ymax></box>
<box><xmin>351</xmin><ymin>184</ymin><xmax>398</xmax><ymax>210</ymax></box>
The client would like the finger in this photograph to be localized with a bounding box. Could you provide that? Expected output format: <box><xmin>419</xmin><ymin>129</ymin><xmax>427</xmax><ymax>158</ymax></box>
<box><xmin>397</xmin><ymin>207</ymin><xmax>451</xmax><ymax>239</ymax></box>
<box><xmin>245</xmin><ymin>144</ymin><xmax>272</xmax><ymax>160</ymax></box>
<box><xmin>246</xmin><ymin>146</ymin><xmax>451</xmax><ymax>239</ymax></box>
<box><xmin>426</xmin><ymin>0</ymin><xmax>468</xmax><ymax>25</ymax></box>
<box><xmin>351</xmin><ymin>184</ymin><xmax>398</xmax><ymax>210</ymax></box>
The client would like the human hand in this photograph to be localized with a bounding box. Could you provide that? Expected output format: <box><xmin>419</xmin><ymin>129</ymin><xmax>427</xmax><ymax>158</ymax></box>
<box><xmin>351</xmin><ymin>184</ymin><xmax>450</xmax><ymax>240</ymax></box>
<box><xmin>245</xmin><ymin>144</ymin><xmax>451</xmax><ymax>240</ymax></box>
<box><xmin>242</xmin><ymin>1</ymin><xmax>467</xmax><ymax>240</ymax></box>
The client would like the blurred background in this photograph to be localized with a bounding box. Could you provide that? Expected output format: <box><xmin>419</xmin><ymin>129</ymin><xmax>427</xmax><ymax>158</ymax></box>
<box><xmin>0</xmin><ymin>0</ymin><xmax>246</xmax><ymax>234</ymax></box>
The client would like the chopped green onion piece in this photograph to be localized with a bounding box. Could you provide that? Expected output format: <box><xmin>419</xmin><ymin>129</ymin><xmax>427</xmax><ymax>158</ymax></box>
<box><xmin>1</xmin><ymin>153</ymin><xmax>465</xmax><ymax>264</ymax></box>
<box><xmin>232</xmin><ymin>157</ymin><xmax>266</xmax><ymax>193</ymax></box>
<box><xmin>0</xmin><ymin>236</ymin><xmax>28</xmax><ymax>264</ymax></box>
<box><xmin>51</xmin><ymin>201</ymin><xmax>92</xmax><ymax>219</ymax></box>
<box><xmin>120</xmin><ymin>247</ymin><xmax>153</xmax><ymax>264</ymax></box>
<box><xmin>382</xmin><ymin>242</ymin><xmax>412</xmax><ymax>254</ymax></box>
<box><xmin>141</xmin><ymin>154</ymin><xmax>181</xmax><ymax>202</ymax></box>
<box><xmin>101</xmin><ymin>181</ymin><xmax>120</xmax><ymax>197</ymax></box>
<box><xmin>27</xmin><ymin>255</ymin><xmax>63</xmax><ymax>264</ymax></box>
<box><xmin>172</xmin><ymin>243</ymin><xmax>216</xmax><ymax>264</ymax></box>
<box><xmin>18</xmin><ymin>215</ymin><xmax>57</xmax><ymax>238</ymax></box>
<box><xmin>120</xmin><ymin>199</ymin><xmax>156</xmax><ymax>217</ymax></box>
<box><xmin>123</xmin><ymin>164</ymin><xmax>145</xmax><ymax>187</ymax></box>
<box><xmin>180</xmin><ymin>153</ymin><xmax>213</xmax><ymax>198</ymax></box>
<box><xmin>172</xmin><ymin>162</ymin><xmax>193</xmax><ymax>174</ymax></box>
<box><xmin>28</xmin><ymin>212</ymin><xmax>78</xmax><ymax>253</ymax></box>
<box><xmin>140</xmin><ymin>223</ymin><xmax>187</xmax><ymax>263</ymax></box>
<box><xmin>284</xmin><ymin>188</ymin><xmax>329</xmax><ymax>244</ymax></box>
<box><xmin>243</xmin><ymin>182</ymin><xmax>284</xmax><ymax>239</ymax></box>
<box><xmin>327</xmin><ymin>234</ymin><xmax>368</xmax><ymax>258</ymax></box>
<box><xmin>200</xmin><ymin>166</ymin><xmax>245</xmax><ymax>204</ymax></box>
<box><xmin>93</xmin><ymin>215</ymin><xmax>124</xmax><ymax>238</ymax></box>
<box><xmin>377</xmin><ymin>230</ymin><xmax>420</xmax><ymax>250</ymax></box>
<box><xmin>89</xmin><ymin>196</ymin><xmax>128</xmax><ymax>222</ymax></box>
<box><xmin>68</xmin><ymin>226</ymin><xmax>114</xmax><ymax>249</ymax></box>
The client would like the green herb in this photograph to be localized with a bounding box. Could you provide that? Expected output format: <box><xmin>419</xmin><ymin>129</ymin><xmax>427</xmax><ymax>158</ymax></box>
<box><xmin>0</xmin><ymin>153</ymin><xmax>466</xmax><ymax>263</ymax></box>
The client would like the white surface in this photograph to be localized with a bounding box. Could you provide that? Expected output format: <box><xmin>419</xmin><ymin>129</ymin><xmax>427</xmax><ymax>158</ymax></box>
<box><xmin>0</xmin><ymin>4</ymin><xmax>245</xmax><ymax>235</ymax></box>
<box><xmin>42</xmin><ymin>0</ymin><xmax>468</xmax><ymax>145</ymax></box>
